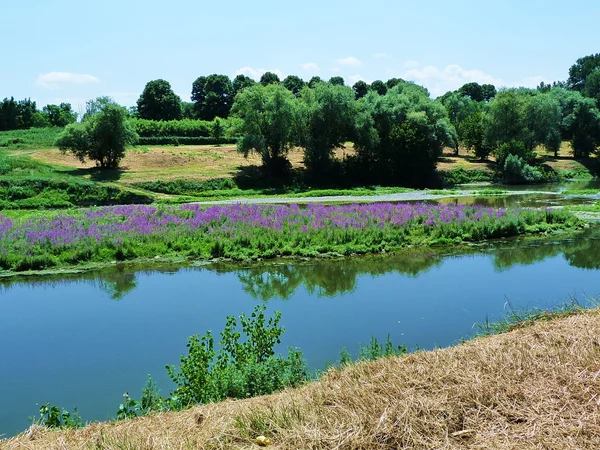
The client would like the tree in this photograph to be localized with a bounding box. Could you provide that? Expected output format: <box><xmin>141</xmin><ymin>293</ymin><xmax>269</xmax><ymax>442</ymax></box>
<box><xmin>43</xmin><ymin>103</ymin><xmax>77</xmax><ymax>127</ymax></box>
<box><xmin>56</xmin><ymin>102</ymin><xmax>138</xmax><ymax>169</ymax></box>
<box><xmin>260</xmin><ymin>72</ymin><xmax>280</xmax><ymax>86</ymax></box>
<box><xmin>0</xmin><ymin>97</ymin><xmax>42</xmax><ymax>130</ymax></box>
<box><xmin>459</xmin><ymin>82</ymin><xmax>496</xmax><ymax>102</ymax></box>
<box><xmin>308</xmin><ymin>76</ymin><xmax>324</xmax><ymax>89</ymax></box>
<box><xmin>386</xmin><ymin>78</ymin><xmax>405</xmax><ymax>89</ymax></box>
<box><xmin>191</xmin><ymin>74</ymin><xmax>233</xmax><ymax>120</ymax></box>
<box><xmin>439</xmin><ymin>92</ymin><xmax>477</xmax><ymax>154</ymax></box>
<box><xmin>354</xmin><ymin>84</ymin><xmax>457</xmax><ymax>187</ymax></box>
<box><xmin>232</xmin><ymin>74</ymin><xmax>256</xmax><ymax>99</ymax></box>
<box><xmin>481</xmin><ymin>84</ymin><xmax>497</xmax><ymax>101</ymax></box>
<box><xmin>352</xmin><ymin>80</ymin><xmax>370</xmax><ymax>100</ymax></box>
<box><xmin>84</xmin><ymin>96</ymin><xmax>116</xmax><ymax>119</ymax></box>
<box><xmin>567</xmin><ymin>53</ymin><xmax>600</xmax><ymax>91</ymax></box>
<box><xmin>582</xmin><ymin>67</ymin><xmax>600</xmax><ymax>107</ymax></box>
<box><xmin>298</xmin><ymin>83</ymin><xmax>356</xmax><ymax>177</ymax></box>
<box><xmin>328</xmin><ymin>76</ymin><xmax>345</xmax><ymax>86</ymax></box>
<box><xmin>525</xmin><ymin>92</ymin><xmax>562</xmax><ymax>157</ymax></box>
<box><xmin>566</xmin><ymin>98</ymin><xmax>600</xmax><ymax>158</ymax></box>
<box><xmin>461</xmin><ymin>110</ymin><xmax>492</xmax><ymax>160</ymax></box>
<box><xmin>459</xmin><ymin>82</ymin><xmax>484</xmax><ymax>102</ymax></box>
<box><xmin>548</xmin><ymin>88</ymin><xmax>600</xmax><ymax>157</ymax></box>
<box><xmin>231</xmin><ymin>84</ymin><xmax>298</xmax><ymax>176</ymax></box>
<box><xmin>181</xmin><ymin>102</ymin><xmax>196</xmax><ymax>119</ymax></box>
<box><xmin>137</xmin><ymin>79</ymin><xmax>182</xmax><ymax>121</ymax></box>
<box><xmin>282</xmin><ymin>75</ymin><xmax>306</xmax><ymax>97</ymax></box>
<box><xmin>370</xmin><ymin>80</ymin><xmax>388</xmax><ymax>96</ymax></box>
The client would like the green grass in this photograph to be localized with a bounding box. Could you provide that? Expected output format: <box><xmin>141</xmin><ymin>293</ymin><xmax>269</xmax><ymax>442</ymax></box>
<box><xmin>0</xmin><ymin>127</ymin><xmax>63</xmax><ymax>150</ymax></box>
<box><xmin>0</xmin><ymin>151</ymin><xmax>153</xmax><ymax>209</ymax></box>
<box><xmin>476</xmin><ymin>298</ymin><xmax>592</xmax><ymax>337</ymax></box>
<box><xmin>474</xmin><ymin>189</ymin><xmax>508</xmax><ymax>196</ymax></box>
<box><xmin>563</xmin><ymin>189</ymin><xmax>600</xmax><ymax>196</ymax></box>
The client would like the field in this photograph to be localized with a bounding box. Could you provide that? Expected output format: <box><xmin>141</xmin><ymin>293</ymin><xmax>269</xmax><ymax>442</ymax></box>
<box><xmin>5</xmin><ymin>306</ymin><xmax>600</xmax><ymax>449</ymax></box>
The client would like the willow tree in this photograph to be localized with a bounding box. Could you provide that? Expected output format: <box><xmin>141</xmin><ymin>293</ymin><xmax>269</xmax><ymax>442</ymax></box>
<box><xmin>354</xmin><ymin>83</ymin><xmax>457</xmax><ymax>187</ymax></box>
<box><xmin>231</xmin><ymin>84</ymin><xmax>298</xmax><ymax>176</ymax></box>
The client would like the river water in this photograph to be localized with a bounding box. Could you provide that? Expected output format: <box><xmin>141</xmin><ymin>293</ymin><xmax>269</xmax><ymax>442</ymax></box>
<box><xmin>2</xmin><ymin>183</ymin><xmax>600</xmax><ymax>437</ymax></box>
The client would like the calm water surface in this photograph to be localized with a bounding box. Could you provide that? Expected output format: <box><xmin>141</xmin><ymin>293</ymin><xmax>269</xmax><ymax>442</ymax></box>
<box><xmin>2</xmin><ymin>228</ymin><xmax>600</xmax><ymax>437</ymax></box>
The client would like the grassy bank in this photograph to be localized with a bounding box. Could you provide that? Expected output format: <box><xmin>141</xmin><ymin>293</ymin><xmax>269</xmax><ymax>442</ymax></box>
<box><xmin>5</xmin><ymin>305</ymin><xmax>600</xmax><ymax>449</ymax></box>
<box><xmin>0</xmin><ymin>203</ymin><xmax>583</xmax><ymax>273</ymax></box>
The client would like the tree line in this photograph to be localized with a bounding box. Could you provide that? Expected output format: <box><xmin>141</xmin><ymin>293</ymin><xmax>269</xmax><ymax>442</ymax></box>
<box><xmin>6</xmin><ymin>53</ymin><xmax>600</xmax><ymax>187</ymax></box>
<box><xmin>0</xmin><ymin>98</ymin><xmax>77</xmax><ymax>131</ymax></box>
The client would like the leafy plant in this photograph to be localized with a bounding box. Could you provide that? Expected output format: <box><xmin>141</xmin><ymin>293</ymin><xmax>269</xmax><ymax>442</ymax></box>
<box><xmin>166</xmin><ymin>305</ymin><xmax>308</xmax><ymax>407</ymax></box>
<box><xmin>31</xmin><ymin>403</ymin><xmax>84</xmax><ymax>429</ymax></box>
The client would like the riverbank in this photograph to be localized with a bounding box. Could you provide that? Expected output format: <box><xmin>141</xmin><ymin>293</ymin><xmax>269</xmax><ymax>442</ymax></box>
<box><xmin>4</xmin><ymin>306</ymin><xmax>600</xmax><ymax>449</ymax></box>
<box><xmin>0</xmin><ymin>202</ymin><xmax>584</xmax><ymax>275</ymax></box>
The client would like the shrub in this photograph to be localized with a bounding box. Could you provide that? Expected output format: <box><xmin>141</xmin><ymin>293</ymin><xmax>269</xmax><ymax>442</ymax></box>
<box><xmin>137</xmin><ymin>136</ymin><xmax>237</xmax><ymax>146</ymax></box>
<box><xmin>166</xmin><ymin>305</ymin><xmax>308</xmax><ymax>407</ymax></box>
<box><xmin>503</xmin><ymin>154</ymin><xmax>544</xmax><ymax>184</ymax></box>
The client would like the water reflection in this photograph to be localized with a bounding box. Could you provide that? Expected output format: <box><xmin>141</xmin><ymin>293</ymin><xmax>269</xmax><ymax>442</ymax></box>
<box><xmin>3</xmin><ymin>229</ymin><xmax>600</xmax><ymax>301</ymax></box>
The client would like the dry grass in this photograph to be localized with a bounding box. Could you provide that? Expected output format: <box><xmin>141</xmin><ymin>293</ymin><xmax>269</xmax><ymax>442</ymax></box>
<box><xmin>5</xmin><ymin>309</ymin><xmax>600</xmax><ymax>449</ymax></box>
<box><xmin>27</xmin><ymin>145</ymin><xmax>357</xmax><ymax>184</ymax></box>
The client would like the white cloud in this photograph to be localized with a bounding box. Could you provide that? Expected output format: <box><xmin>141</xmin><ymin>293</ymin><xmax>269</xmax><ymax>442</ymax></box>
<box><xmin>403</xmin><ymin>60</ymin><xmax>420</xmax><ymax>69</ymax></box>
<box><xmin>514</xmin><ymin>75</ymin><xmax>548</xmax><ymax>88</ymax></box>
<box><xmin>402</xmin><ymin>64</ymin><xmax>504</xmax><ymax>97</ymax></box>
<box><xmin>347</xmin><ymin>74</ymin><xmax>371</xmax><ymax>85</ymax></box>
<box><xmin>336</xmin><ymin>56</ymin><xmax>362</xmax><ymax>67</ymax></box>
<box><xmin>373</xmin><ymin>52</ymin><xmax>390</xmax><ymax>59</ymax></box>
<box><xmin>234</xmin><ymin>67</ymin><xmax>284</xmax><ymax>81</ymax></box>
<box><xmin>300</xmin><ymin>62</ymin><xmax>320</xmax><ymax>72</ymax></box>
<box><xmin>36</xmin><ymin>72</ymin><xmax>100</xmax><ymax>89</ymax></box>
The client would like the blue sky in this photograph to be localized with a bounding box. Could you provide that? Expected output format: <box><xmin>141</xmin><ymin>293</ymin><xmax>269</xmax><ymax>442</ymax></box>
<box><xmin>1</xmin><ymin>0</ymin><xmax>598</xmax><ymax>111</ymax></box>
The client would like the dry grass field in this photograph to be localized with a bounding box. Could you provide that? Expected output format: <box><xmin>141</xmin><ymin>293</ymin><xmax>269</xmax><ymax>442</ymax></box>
<box><xmin>4</xmin><ymin>308</ymin><xmax>600</xmax><ymax>449</ymax></box>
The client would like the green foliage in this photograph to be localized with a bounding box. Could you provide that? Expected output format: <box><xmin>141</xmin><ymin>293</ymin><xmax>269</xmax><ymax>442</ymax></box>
<box><xmin>32</xmin><ymin>403</ymin><xmax>84</xmax><ymax>429</ymax></box>
<box><xmin>298</xmin><ymin>83</ymin><xmax>356</xmax><ymax>177</ymax></box>
<box><xmin>0</xmin><ymin>177</ymin><xmax>152</xmax><ymax>209</ymax></box>
<box><xmin>57</xmin><ymin>102</ymin><xmax>138</xmax><ymax>169</ymax></box>
<box><xmin>232</xmin><ymin>83</ymin><xmax>299</xmax><ymax>176</ymax></box>
<box><xmin>567</xmin><ymin>53</ymin><xmax>600</xmax><ymax>91</ymax></box>
<box><xmin>211</xmin><ymin>118</ymin><xmax>225</xmax><ymax>143</ymax></box>
<box><xmin>191</xmin><ymin>74</ymin><xmax>234</xmax><ymax>120</ymax></box>
<box><xmin>129</xmin><ymin>118</ymin><xmax>212</xmax><ymax>137</ymax></box>
<box><xmin>260</xmin><ymin>72</ymin><xmax>280</xmax><ymax>86</ymax></box>
<box><xmin>548</xmin><ymin>88</ymin><xmax>600</xmax><ymax>157</ymax></box>
<box><xmin>502</xmin><ymin>154</ymin><xmax>544</xmax><ymax>184</ymax></box>
<box><xmin>494</xmin><ymin>140</ymin><xmax>535</xmax><ymax>167</ymax></box>
<box><xmin>133</xmin><ymin>178</ymin><xmax>237</xmax><ymax>195</ymax></box>
<box><xmin>353</xmin><ymin>84</ymin><xmax>457</xmax><ymax>187</ymax></box>
<box><xmin>328</xmin><ymin>76</ymin><xmax>345</xmax><ymax>86</ymax></box>
<box><xmin>352</xmin><ymin>80</ymin><xmax>370</xmax><ymax>100</ymax></box>
<box><xmin>458</xmin><ymin>82</ymin><xmax>496</xmax><ymax>102</ymax></box>
<box><xmin>42</xmin><ymin>103</ymin><xmax>77</xmax><ymax>127</ymax></box>
<box><xmin>282</xmin><ymin>75</ymin><xmax>306</xmax><ymax>97</ymax></box>
<box><xmin>438</xmin><ymin>168</ymin><xmax>494</xmax><ymax>185</ymax></box>
<box><xmin>370</xmin><ymin>80</ymin><xmax>387</xmax><ymax>96</ymax></box>
<box><xmin>0</xmin><ymin>97</ymin><xmax>39</xmax><ymax>131</ymax></box>
<box><xmin>166</xmin><ymin>305</ymin><xmax>307</xmax><ymax>406</ymax></box>
<box><xmin>308</xmin><ymin>76</ymin><xmax>324</xmax><ymax>89</ymax></box>
<box><xmin>0</xmin><ymin>127</ymin><xmax>63</xmax><ymax>149</ymax></box>
<box><xmin>137</xmin><ymin>79</ymin><xmax>182</xmax><ymax>121</ymax></box>
<box><xmin>116</xmin><ymin>376</ymin><xmax>171</xmax><ymax>420</ymax></box>
<box><xmin>232</xmin><ymin>74</ymin><xmax>256</xmax><ymax>99</ymax></box>
<box><xmin>461</xmin><ymin>110</ymin><xmax>492</xmax><ymax>159</ymax></box>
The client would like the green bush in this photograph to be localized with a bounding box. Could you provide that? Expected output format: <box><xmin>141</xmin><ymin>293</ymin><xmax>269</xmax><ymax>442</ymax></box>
<box><xmin>503</xmin><ymin>154</ymin><xmax>544</xmax><ymax>184</ymax></box>
<box><xmin>133</xmin><ymin>178</ymin><xmax>237</xmax><ymax>195</ymax></box>
<box><xmin>166</xmin><ymin>305</ymin><xmax>308</xmax><ymax>407</ymax></box>
<box><xmin>129</xmin><ymin>119</ymin><xmax>212</xmax><ymax>137</ymax></box>
<box><xmin>0</xmin><ymin>178</ymin><xmax>153</xmax><ymax>209</ymax></box>
<box><xmin>438</xmin><ymin>168</ymin><xmax>495</xmax><ymax>185</ymax></box>
<box><xmin>137</xmin><ymin>136</ymin><xmax>237</xmax><ymax>146</ymax></box>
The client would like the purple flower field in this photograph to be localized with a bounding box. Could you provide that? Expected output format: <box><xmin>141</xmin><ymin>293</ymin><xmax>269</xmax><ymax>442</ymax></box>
<box><xmin>0</xmin><ymin>202</ymin><xmax>575</xmax><ymax>271</ymax></box>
